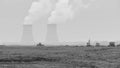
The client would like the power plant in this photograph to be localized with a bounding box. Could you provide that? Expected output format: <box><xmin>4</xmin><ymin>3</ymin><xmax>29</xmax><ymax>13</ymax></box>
<box><xmin>45</xmin><ymin>24</ymin><xmax>59</xmax><ymax>43</ymax></box>
<box><xmin>21</xmin><ymin>24</ymin><xmax>59</xmax><ymax>45</ymax></box>
<box><xmin>21</xmin><ymin>24</ymin><xmax>34</xmax><ymax>45</ymax></box>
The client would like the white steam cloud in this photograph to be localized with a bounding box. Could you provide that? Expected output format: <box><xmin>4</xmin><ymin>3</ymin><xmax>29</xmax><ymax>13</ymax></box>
<box><xmin>48</xmin><ymin>0</ymin><xmax>95</xmax><ymax>24</ymax></box>
<box><xmin>48</xmin><ymin>0</ymin><xmax>73</xmax><ymax>24</ymax></box>
<box><xmin>24</xmin><ymin>0</ymin><xmax>95</xmax><ymax>25</ymax></box>
<box><xmin>24</xmin><ymin>0</ymin><xmax>53</xmax><ymax>25</ymax></box>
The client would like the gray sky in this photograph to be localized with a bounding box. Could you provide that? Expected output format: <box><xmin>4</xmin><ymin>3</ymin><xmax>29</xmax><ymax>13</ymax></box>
<box><xmin>0</xmin><ymin>0</ymin><xmax>120</xmax><ymax>43</ymax></box>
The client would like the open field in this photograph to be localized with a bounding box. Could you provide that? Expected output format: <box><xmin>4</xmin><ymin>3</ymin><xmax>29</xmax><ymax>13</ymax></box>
<box><xmin>0</xmin><ymin>46</ymin><xmax>120</xmax><ymax>68</ymax></box>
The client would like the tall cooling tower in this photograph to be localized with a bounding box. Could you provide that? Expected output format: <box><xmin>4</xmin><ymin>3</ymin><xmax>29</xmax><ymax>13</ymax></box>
<box><xmin>21</xmin><ymin>24</ymin><xmax>34</xmax><ymax>44</ymax></box>
<box><xmin>46</xmin><ymin>24</ymin><xmax>59</xmax><ymax>43</ymax></box>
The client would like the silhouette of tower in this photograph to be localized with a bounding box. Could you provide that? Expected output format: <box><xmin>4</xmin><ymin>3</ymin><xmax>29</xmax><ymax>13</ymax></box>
<box><xmin>21</xmin><ymin>24</ymin><xmax>34</xmax><ymax>44</ymax></box>
<box><xmin>46</xmin><ymin>24</ymin><xmax>59</xmax><ymax>43</ymax></box>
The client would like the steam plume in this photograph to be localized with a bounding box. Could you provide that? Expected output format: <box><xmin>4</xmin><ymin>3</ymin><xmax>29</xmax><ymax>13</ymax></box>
<box><xmin>48</xmin><ymin>0</ymin><xmax>74</xmax><ymax>24</ymax></box>
<box><xmin>24</xmin><ymin>0</ymin><xmax>53</xmax><ymax>25</ymax></box>
<box><xmin>24</xmin><ymin>0</ymin><xmax>96</xmax><ymax>25</ymax></box>
<box><xmin>48</xmin><ymin>0</ymin><xmax>95</xmax><ymax>24</ymax></box>
<box><xmin>71</xmin><ymin>0</ymin><xmax>95</xmax><ymax>11</ymax></box>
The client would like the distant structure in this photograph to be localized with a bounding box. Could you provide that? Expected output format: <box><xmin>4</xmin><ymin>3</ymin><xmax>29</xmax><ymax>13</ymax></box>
<box><xmin>37</xmin><ymin>42</ymin><xmax>44</xmax><ymax>46</ymax></box>
<box><xmin>95</xmin><ymin>42</ymin><xmax>100</xmax><ymax>47</ymax></box>
<box><xmin>86</xmin><ymin>39</ymin><xmax>92</xmax><ymax>47</ymax></box>
<box><xmin>21</xmin><ymin>24</ymin><xmax>34</xmax><ymax>44</ymax></box>
<box><xmin>108</xmin><ymin>42</ymin><xmax>115</xmax><ymax>47</ymax></box>
<box><xmin>117</xmin><ymin>44</ymin><xmax>120</xmax><ymax>47</ymax></box>
<box><xmin>45</xmin><ymin>24</ymin><xmax>59</xmax><ymax>43</ymax></box>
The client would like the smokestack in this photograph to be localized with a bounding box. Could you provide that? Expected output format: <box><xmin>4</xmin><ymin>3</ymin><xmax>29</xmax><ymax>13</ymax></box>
<box><xmin>46</xmin><ymin>24</ymin><xmax>58</xmax><ymax>43</ymax></box>
<box><xmin>21</xmin><ymin>24</ymin><xmax>34</xmax><ymax>45</ymax></box>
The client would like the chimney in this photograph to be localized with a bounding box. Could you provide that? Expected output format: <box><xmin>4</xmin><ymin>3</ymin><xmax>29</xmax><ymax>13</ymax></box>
<box><xmin>21</xmin><ymin>24</ymin><xmax>34</xmax><ymax>45</ymax></box>
<box><xmin>46</xmin><ymin>24</ymin><xmax>59</xmax><ymax>43</ymax></box>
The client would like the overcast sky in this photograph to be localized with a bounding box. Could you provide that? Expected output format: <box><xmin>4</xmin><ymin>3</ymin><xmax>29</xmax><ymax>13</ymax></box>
<box><xmin>0</xmin><ymin>0</ymin><xmax>120</xmax><ymax>43</ymax></box>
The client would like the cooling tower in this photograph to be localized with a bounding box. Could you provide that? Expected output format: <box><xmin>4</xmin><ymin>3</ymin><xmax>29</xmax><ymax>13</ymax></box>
<box><xmin>46</xmin><ymin>24</ymin><xmax>59</xmax><ymax>43</ymax></box>
<box><xmin>21</xmin><ymin>24</ymin><xmax>34</xmax><ymax>44</ymax></box>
